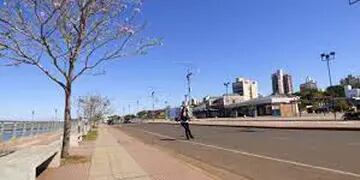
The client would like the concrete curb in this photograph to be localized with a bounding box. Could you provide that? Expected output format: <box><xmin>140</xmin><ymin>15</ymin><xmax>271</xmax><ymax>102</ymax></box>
<box><xmin>147</xmin><ymin>121</ymin><xmax>360</xmax><ymax>131</ymax></box>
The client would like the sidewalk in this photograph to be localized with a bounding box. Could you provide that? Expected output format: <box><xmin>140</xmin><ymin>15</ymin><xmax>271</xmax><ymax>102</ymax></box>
<box><xmin>37</xmin><ymin>139</ymin><xmax>94</xmax><ymax>180</ymax></box>
<box><xmin>89</xmin><ymin>126</ymin><xmax>213</xmax><ymax>180</ymax></box>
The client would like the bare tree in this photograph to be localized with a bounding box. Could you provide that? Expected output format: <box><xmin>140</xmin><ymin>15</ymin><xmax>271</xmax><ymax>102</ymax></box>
<box><xmin>78</xmin><ymin>94</ymin><xmax>112</xmax><ymax>127</ymax></box>
<box><xmin>0</xmin><ymin>0</ymin><xmax>158</xmax><ymax>157</ymax></box>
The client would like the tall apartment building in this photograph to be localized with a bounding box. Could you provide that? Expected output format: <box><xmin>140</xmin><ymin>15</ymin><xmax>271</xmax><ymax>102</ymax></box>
<box><xmin>300</xmin><ymin>76</ymin><xmax>318</xmax><ymax>92</ymax></box>
<box><xmin>272</xmin><ymin>69</ymin><xmax>293</xmax><ymax>95</ymax></box>
<box><xmin>232</xmin><ymin>77</ymin><xmax>258</xmax><ymax>100</ymax></box>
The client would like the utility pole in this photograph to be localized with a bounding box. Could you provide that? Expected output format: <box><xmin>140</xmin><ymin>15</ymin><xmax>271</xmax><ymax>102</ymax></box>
<box><xmin>55</xmin><ymin>108</ymin><xmax>58</xmax><ymax>121</ymax></box>
<box><xmin>320</xmin><ymin>51</ymin><xmax>336</xmax><ymax>120</ymax></box>
<box><xmin>128</xmin><ymin>104</ymin><xmax>131</xmax><ymax>115</ymax></box>
<box><xmin>31</xmin><ymin>110</ymin><xmax>35</xmax><ymax>121</ymax></box>
<box><xmin>164</xmin><ymin>100</ymin><xmax>168</xmax><ymax>120</ymax></box>
<box><xmin>122</xmin><ymin>107</ymin><xmax>126</xmax><ymax>116</ymax></box>
<box><xmin>151</xmin><ymin>91</ymin><xmax>155</xmax><ymax>120</ymax></box>
<box><xmin>223</xmin><ymin>82</ymin><xmax>230</xmax><ymax>117</ymax></box>
<box><xmin>136</xmin><ymin>100</ymin><xmax>139</xmax><ymax>114</ymax></box>
<box><xmin>224</xmin><ymin>82</ymin><xmax>230</xmax><ymax>96</ymax></box>
<box><xmin>186</xmin><ymin>70</ymin><xmax>193</xmax><ymax>106</ymax></box>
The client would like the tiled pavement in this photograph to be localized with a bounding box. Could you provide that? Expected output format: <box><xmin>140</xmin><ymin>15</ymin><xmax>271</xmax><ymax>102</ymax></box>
<box><xmin>38</xmin><ymin>126</ymin><xmax>212</xmax><ymax>180</ymax></box>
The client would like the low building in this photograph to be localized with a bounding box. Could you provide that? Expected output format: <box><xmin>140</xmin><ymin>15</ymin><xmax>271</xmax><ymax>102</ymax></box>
<box><xmin>345</xmin><ymin>85</ymin><xmax>360</xmax><ymax>111</ymax></box>
<box><xmin>192</xmin><ymin>96</ymin><xmax>222</xmax><ymax>118</ymax></box>
<box><xmin>192</xmin><ymin>94</ymin><xmax>247</xmax><ymax>118</ymax></box>
<box><xmin>345</xmin><ymin>85</ymin><xmax>360</xmax><ymax>99</ymax></box>
<box><xmin>193</xmin><ymin>95</ymin><xmax>300</xmax><ymax>118</ymax></box>
<box><xmin>226</xmin><ymin>95</ymin><xmax>299</xmax><ymax>117</ymax></box>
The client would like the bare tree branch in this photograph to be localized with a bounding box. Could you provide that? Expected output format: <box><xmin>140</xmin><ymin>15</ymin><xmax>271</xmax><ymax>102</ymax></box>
<box><xmin>0</xmin><ymin>0</ymin><xmax>158</xmax><ymax>157</ymax></box>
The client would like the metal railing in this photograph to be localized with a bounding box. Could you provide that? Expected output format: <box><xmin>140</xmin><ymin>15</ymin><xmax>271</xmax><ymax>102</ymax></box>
<box><xmin>0</xmin><ymin>121</ymin><xmax>64</xmax><ymax>142</ymax></box>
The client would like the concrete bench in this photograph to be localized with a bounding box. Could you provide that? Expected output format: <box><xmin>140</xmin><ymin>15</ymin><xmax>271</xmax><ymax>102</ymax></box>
<box><xmin>0</xmin><ymin>140</ymin><xmax>61</xmax><ymax>180</ymax></box>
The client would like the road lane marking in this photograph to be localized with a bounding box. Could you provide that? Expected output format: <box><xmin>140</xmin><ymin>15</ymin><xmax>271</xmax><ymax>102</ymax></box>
<box><xmin>138</xmin><ymin>129</ymin><xmax>360</xmax><ymax>178</ymax></box>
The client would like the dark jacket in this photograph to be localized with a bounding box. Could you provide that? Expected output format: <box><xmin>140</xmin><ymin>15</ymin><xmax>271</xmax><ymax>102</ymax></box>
<box><xmin>179</xmin><ymin>106</ymin><xmax>190</xmax><ymax>123</ymax></box>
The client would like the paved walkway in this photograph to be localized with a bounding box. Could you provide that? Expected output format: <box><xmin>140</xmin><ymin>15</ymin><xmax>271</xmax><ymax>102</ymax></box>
<box><xmin>37</xmin><ymin>140</ymin><xmax>94</xmax><ymax>180</ymax></box>
<box><xmin>89</xmin><ymin>126</ymin><xmax>212</xmax><ymax>180</ymax></box>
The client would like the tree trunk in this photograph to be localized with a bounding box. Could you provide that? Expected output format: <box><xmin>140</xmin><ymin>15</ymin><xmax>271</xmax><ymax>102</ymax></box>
<box><xmin>61</xmin><ymin>85</ymin><xmax>72</xmax><ymax>158</ymax></box>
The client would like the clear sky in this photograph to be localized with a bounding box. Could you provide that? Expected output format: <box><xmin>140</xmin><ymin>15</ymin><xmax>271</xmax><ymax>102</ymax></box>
<box><xmin>1</xmin><ymin>0</ymin><xmax>360</xmax><ymax>120</ymax></box>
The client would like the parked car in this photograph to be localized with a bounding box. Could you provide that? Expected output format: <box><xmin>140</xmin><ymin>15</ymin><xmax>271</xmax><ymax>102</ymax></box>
<box><xmin>342</xmin><ymin>111</ymin><xmax>360</xmax><ymax>120</ymax></box>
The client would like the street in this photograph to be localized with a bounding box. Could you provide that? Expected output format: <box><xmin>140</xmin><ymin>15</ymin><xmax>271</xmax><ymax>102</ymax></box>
<box><xmin>119</xmin><ymin>123</ymin><xmax>360</xmax><ymax>180</ymax></box>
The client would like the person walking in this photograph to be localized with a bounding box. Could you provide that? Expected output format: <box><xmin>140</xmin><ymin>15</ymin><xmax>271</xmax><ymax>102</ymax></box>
<box><xmin>179</xmin><ymin>105</ymin><xmax>194</xmax><ymax>140</ymax></box>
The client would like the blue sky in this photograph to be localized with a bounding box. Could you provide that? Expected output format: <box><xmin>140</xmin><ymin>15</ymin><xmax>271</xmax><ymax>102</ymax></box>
<box><xmin>1</xmin><ymin>0</ymin><xmax>360</xmax><ymax>120</ymax></box>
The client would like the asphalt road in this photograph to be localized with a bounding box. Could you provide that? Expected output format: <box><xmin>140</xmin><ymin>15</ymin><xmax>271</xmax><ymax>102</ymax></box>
<box><xmin>118</xmin><ymin>123</ymin><xmax>360</xmax><ymax>180</ymax></box>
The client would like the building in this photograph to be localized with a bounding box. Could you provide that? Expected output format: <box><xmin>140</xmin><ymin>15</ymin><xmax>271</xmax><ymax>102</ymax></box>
<box><xmin>226</xmin><ymin>95</ymin><xmax>299</xmax><ymax>117</ymax></box>
<box><xmin>272</xmin><ymin>70</ymin><xmax>284</xmax><ymax>95</ymax></box>
<box><xmin>344</xmin><ymin>85</ymin><xmax>360</xmax><ymax>111</ymax></box>
<box><xmin>283</xmin><ymin>74</ymin><xmax>293</xmax><ymax>95</ymax></box>
<box><xmin>300</xmin><ymin>76</ymin><xmax>318</xmax><ymax>92</ymax></box>
<box><xmin>345</xmin><ymin>85</ymin><xmax>360</xmax><ymax>99</ymax></box>
<box><xmin>340</xmin><ymin>75</ymin><xmax>360</xmax><ymax>88</ymax></box>
<box><xmin>232</xmin><ymin>77</ymin><xmax>258</xmax><ymax>100</ymax></box>
<box><xmin>192</xmin><ymin>94</ymin><xmax>249</xmax><ymax>118</ymax></box>
<box><xmin>272</xmin><ymin>69</ymin><xmax>293</xmax><ymax>95</ymax></box>
<box><xmin>193</xmin><ymin>94</ymin><xmax>300</xmax><ymax>118</ymax></box>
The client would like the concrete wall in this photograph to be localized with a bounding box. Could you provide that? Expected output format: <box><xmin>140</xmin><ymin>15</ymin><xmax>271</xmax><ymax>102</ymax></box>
<box><xmin>280</xmin><ymin>103</ymin><xmax>298</xmax><ymax>117</ymax></box>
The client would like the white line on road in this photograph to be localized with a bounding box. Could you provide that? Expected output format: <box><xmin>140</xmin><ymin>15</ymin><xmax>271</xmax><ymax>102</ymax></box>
<box><xmin>138</xmin><ymin>129</ymin><xmax>360</xmax><ymax>178</ymax></box>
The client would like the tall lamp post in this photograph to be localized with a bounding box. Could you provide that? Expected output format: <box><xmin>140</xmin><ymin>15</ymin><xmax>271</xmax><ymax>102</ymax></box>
<box><xmin>186</xmin><ymin>70</ymin><xmax>193</xmax><ymax>106</ymax></box>
<box><xmin>223</xmin><ymin>82</ymin><xmax>230</xmax><ymax>117</ymax></box>
<box><xmin>151</xmin><ymin>91</ymin><xmax>155</xmax><ymax>120</ymax></box>
<box><xmin>320</xmin><ymin>52</ymin><xmax>335</xmax><ymax>87</ymax></box>
<box><xmin>320</xmin><ymin>51</ymin><xmax>336</xmax><ymax>120</ymax></box>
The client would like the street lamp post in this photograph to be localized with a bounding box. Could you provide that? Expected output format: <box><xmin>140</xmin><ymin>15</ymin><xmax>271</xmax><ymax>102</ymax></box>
<box><xmin>128</xmin><ymin>104</ymin><xmax>131</xmax><ymax>115</ymax></box>
<box><xmin>186</xmin><ymin>70</ymin><xmax>193</xmax><ymax>106</ymax></box>
<box><xmin>320</xmin><ymin>51</ymin><xmax>336</xmax><ymax>120</ymax></box>
<box><xmin>164</xmin><ymin>100</ymin><xmax>168</xmax><ymax>120</ymax></box>
<box><xmin>136</xmin><ymin>100</ymin><xmax>139</xmax><ymax>114</ymax></box>
<box><xmin>31</xmin><ymin>110</ymin><xmax>35</xmax><ymax>121</ymax></box>
<box><xmin>223</xmin><ymin>82</ymin><xmax>230</xmax><ymax>117</ymax></box>
<box><xmin>151</xmin><ymin>91</ymin><xmax>155</xmax><ymax>120</ymax></box>
<box><xmin>320</xmin><ymin>52</ymin><xmax>335</xmax><ymax>87</ymax></box>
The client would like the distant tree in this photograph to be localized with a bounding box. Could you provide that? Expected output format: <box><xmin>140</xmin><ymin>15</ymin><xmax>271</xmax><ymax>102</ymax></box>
<box><xmin>326</xmin><ymin>85</ymin><xmax>345</xmax><ymax>97</ymax></box>
<box><xmin>294</xmin><ymin>89</ymin><xmax>326</xmax><ymax>113</ymax></box>
<box><xmin>333</xmin><ymin>99</ymin><xmax>351</xmax><ymax>112</ymax></box>
<box><xmin>123</xmin><ymin>114</ymin><xmax>136</xmax><ymax>123</ymax></box>
<box><xmin>108</xmin><ymin>115</ymin><xmax>121</xmax><ymax>122</ymax></box>
<box><xmin>0</xmin><ymin>0</ymin><xmax>158</xmax><ymax>158</ymax></box>
<box><xmin>137</xmin><ymin>110</ymin><xmax>149</xmax><ymax>119</ymax></box>
<box><xmin>78</xmin><ymin>95</ymin><xmax>112</xmax><ymax>127</ymax></box>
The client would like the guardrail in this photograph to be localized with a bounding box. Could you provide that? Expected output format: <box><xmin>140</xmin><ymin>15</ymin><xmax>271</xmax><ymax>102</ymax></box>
<box><xmin>0</xmin><ymin>121</ymin><xmax>66</xmax><ymax>142</ymax></box>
